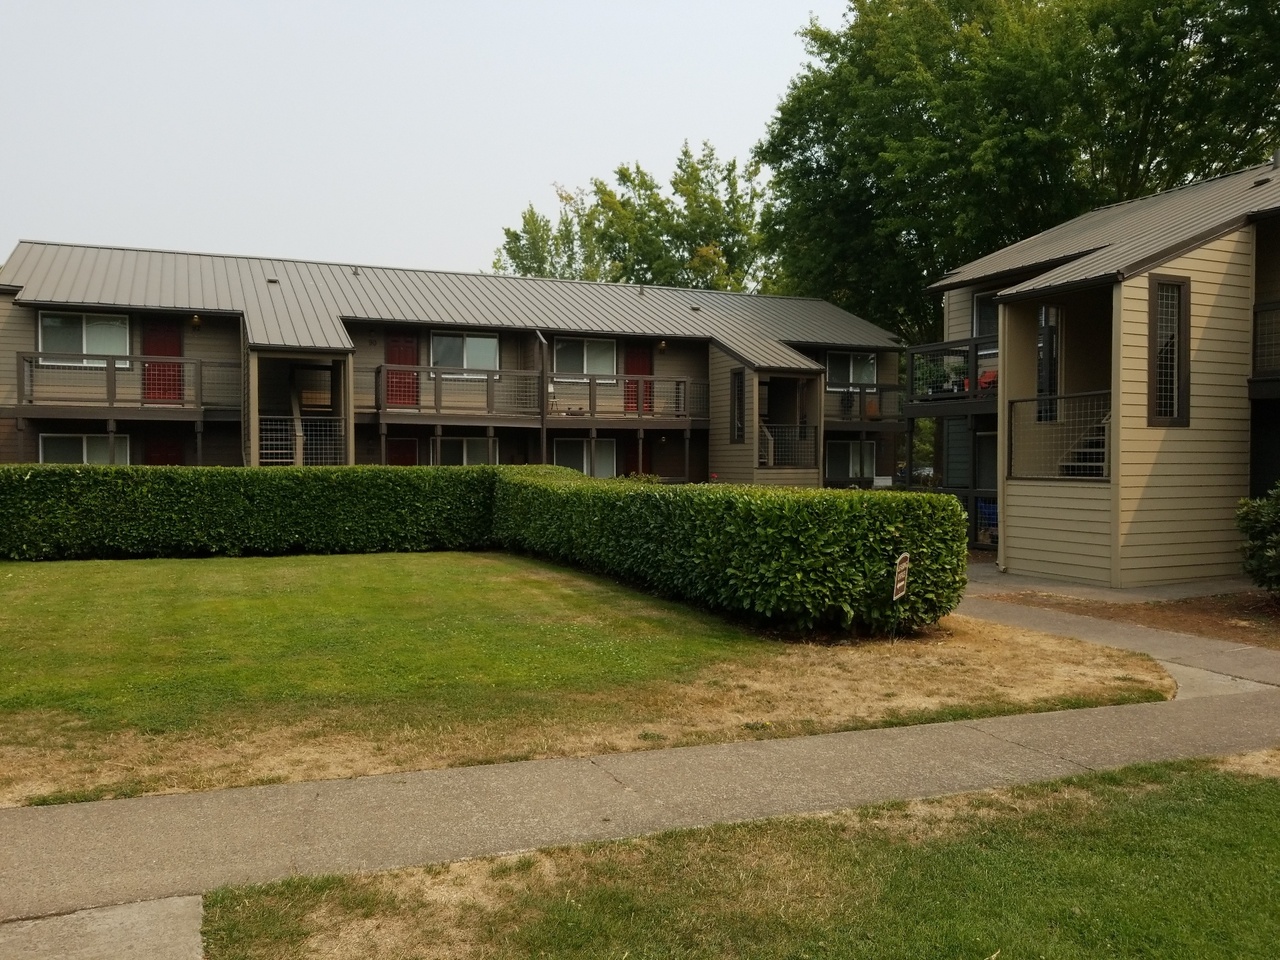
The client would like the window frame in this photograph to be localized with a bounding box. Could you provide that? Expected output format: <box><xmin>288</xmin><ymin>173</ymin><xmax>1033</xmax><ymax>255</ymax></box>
<box><xmin>825</xmin><ymin>439</ymin><xmax>876</xmax><ymax>481</ymax></box>
<box><xmin>553</xmin><ymin>438</ymin><xmax>617</xmax><ymax>478</ymax></box>
<box><xmin>39</xmin><ymin>433</ymin><xmax>130</xmax><ymax>465</ymax></box>
<box><xmin>825</xmin><ymin>351</ymin><xmax>877</xmax><ymax>392</ymax></box>
<box><xmin>430</xmin><ymin>332</ymin><xmax>500</xmax><ymax>380</ymax></box>
<box><xmin>38</xmin><ymin>311</ymin><xmax>131</xmax><ymax>368</ymax></box>
<box><xmin>1147</xmin><ymin>275</ymin><xmax>1190</xmax><ymax>427</ymax></box>
<box><xmin>973</xmin><ymin>292</ymin><xmax>999</xmax><ymax>339</ymax></box>
<box><xmin>435</xmin><ymin>436</ymin><xmax>494</xmax><ymax>465</ymax></box>
<box><xmin>553</xmin><ymin>337</ymin><xmax>617</xmax><ymax>381</ymax></box>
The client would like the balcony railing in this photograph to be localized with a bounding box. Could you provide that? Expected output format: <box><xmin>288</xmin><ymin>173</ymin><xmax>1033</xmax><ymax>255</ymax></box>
<box><xmin>907</xmin><ymin>336</ymin><xmax>998</xmax><ymax>402</ymax></box>
<box><xmin>259</xmin><ymin>416</ymin><xmax>345</xmax><ymax>466</ymax></box>
<box><xmin>358</xmin><ymin>366</ymin><xmax>710</xmax><ymax>420</ymax></box>
<box><xmin>759</xmin><ymin>424</ymin><xmax>817</xmax><ymax>468</ymax></box>
<box><xmin>1009</xmin><ymin>390</ymin><xmax>1110</xmax><ymax>480</ymax></box>
<box><xmin>825</xmin><ymin>384</ymin><xmax>905</xmax><ymax>422</ymax></box>
<box><xmin>17</xmin><ymin>353</ymin><xmax>242</xmax><ymax>410</ymax></box>
<box><xmin>1256</xmin><ymin>303</ymin><xmax>1280</xmax><ymax>377</ymax></box>
<box><xmin>548</xmin><ymin>374</ymin><xmax>709</xmax><ymax>419</ymax></box>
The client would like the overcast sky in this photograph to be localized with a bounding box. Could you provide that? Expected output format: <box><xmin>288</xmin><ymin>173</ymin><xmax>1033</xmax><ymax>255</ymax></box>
<box><xmin>1</xmin><ymin>0</ymin><xmax>849</xmax><ymax>272</ymax></box>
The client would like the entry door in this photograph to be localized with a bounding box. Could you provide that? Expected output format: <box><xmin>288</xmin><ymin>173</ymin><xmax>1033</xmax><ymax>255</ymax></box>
<box><xmin>144</xmin><ymin>436</ymin><xmax>186</xmax><ymax>465</ymax></box>
<box><xmin>386</xmin><ymin>438</ymin><xmax>418</xmax><ymax>466</ymax></box>
<box><xmin>142</xmin><ymin>320</ymin><xmax>183</xmax><ymax>403</ymax></box>
<box><xmin>623</xmin><ymin>343</ymin><xmax>653</xmax><ymax>412</ymax></box>
<box><xmin>385</xmin><ymin>333</ymin><xmax>420</xmax><ymax>407</ymax></box>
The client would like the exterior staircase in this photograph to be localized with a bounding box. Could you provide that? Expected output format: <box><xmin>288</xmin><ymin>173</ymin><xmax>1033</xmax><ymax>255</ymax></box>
<box><xmin>1059</xmin><ymin>413</ymin><xmax>1109</xmax><ymax>478</ymax></box>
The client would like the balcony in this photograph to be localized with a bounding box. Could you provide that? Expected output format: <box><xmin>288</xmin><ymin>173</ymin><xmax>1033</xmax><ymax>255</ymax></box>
<box><xmin>824</xmin><ymin>384</ymin><xmax>905</xmax><ymax>424</ymax></box>
<box><xmin>16</xmin><ymin>353</ymin><xmax>242</xmax><ymax>414</ymax></box>
<box><xmin>1009</xmin><ymin>391</ymin><xmax>1110</xmax><ymax>480</ymax></box>
<box><xmin>548</xmin><ymin>374</ymin><xmax>709</xmax><ymax>420</ymax></box>
<box><xmin>758</xmin><ymin>424</ymin><xmax>817</xmax><ymax>468</ymax></box>
<box><xmin>906</xmin><ymin>336</ymin><xmax>998</xmax><ymax>410</ymax></box>
<box><xmin>357</xmin><ymin>366</ymin><xmax>710</xmax><ymax>421</ymax></box>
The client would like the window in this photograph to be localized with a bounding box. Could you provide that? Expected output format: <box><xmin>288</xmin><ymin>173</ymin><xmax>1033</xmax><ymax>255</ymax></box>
<box><xmin>40</xmin><ymin>434</ymin><xmax>130</xmax><ymax>464</ymax></box>
<box><xmin>554</xmin><ymin>337</ymin><xmax>616</xmax><ymax>375</ymax></box>
<box><xmin>436</xmin><ymin>437</ymin><xmax>492</xmax><ymax>465</ymax></box>
<box><xmin>730</xmin><ymin>368</ymin><xmax>745</xmax><ymax>443</ymax></box>
<box><xmin>554</xmin><ymin>438</ymin><xmax>616</xmax><ymax>478</ymax></box>
<box><xmin>826</xmin><ymin>440</ymin><xmax>876</xmax><ymax>481</ymax></box>
<box><xmin>826</xmin><ymin>352</ymin><xmax>876</xmax><ymax>390</ymax></box>
<box><xmin>1149</xmin><ymin>276</ymin><xmax>1190</xmax><ymax>427</ymax></box>
<box><xmin>431</xmin><ymin>333</ymin><xmax>499</xmax><ymax>371</ymax></box>
<box><xmin>39</xmin><ymin>312</ymin><xmax>129</xmax><ymax>367</ymax></box>
<box><xmin>973</xmin><ymin>294</ymin><xmax>999</xmax><ymax>338</ymax></box>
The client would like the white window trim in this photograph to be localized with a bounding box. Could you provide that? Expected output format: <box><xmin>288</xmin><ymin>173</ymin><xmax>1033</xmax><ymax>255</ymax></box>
<box><xmin>38</xmin><ymin>311</ymin><xmax>131</xmax><ymax>368</ymax></box>
<box><xmin>825</xmin><ymin>439</ymin><xmax>875</xmax><ymax>480</ymax></box>
<box><xmin>39</xmin><ymin>433</ymin><xmax>131</xmax><ymax>465</ymax></box>
<box><xmin>435</xmin><ymin>437</ymin><xmax>495</xmax><ymax>466</ymax></box>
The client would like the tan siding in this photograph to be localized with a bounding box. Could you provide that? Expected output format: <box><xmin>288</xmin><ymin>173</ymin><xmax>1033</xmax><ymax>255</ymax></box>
<box><xmin>653</xmin><ymin>339</ymin><xmax>708</xmax><ymax>380</ymax></box>
<box><xmin>1003</xmin><ymin>480</ymin><xmax>1111</xmax><ymax>584</ymax></box>
<box><xmin>1115</xmin><ymin>229</ymin><xmax>1252</xmax><ymax>586</ymax></box>
<box><xmin>183</xmin><ymin>316</ymin><xmax>240</xmax><ymax>363</ymax></box>
<box><xmin>707</xmin><ymin>346</ymin><xmax>755</xmax><ymax>483</ymax></box>
<box><xmin>200</xmin><ymin>423</ymin><xmax>244</xmax><ymax>466</ymax></box>
<box><xmin>944</xmin><ymin>288</ymin><xmax>973</xmax><ymax>342</ymax></box>
<box><xmin>753</xmin><ymin>467</ymin><xmax>820</xmax><ymax>487</ymax></box>
<box><xmin>0</xmin><ymin>417</ymin><xmax>38</xmax><ymax>463</ymax></box>
<box><xmin>0</xmin><ymin>293</ymin><xmax>37</xmax><ymax>407</ymax></box>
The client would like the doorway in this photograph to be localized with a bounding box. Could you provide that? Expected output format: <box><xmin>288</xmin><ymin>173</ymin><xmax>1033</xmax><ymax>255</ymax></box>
<box><xmin>142</xmin><ymin>319</ymin><xmax>183</xmax><ymax>404</ymax></box>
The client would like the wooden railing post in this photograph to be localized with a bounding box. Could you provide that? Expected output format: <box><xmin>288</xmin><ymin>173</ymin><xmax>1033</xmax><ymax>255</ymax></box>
<box><xmin>433</xmin><ymin>369</ymin><xmax>443</xmax><ymax>413</ymax></box>
<box><xmin>588</xmin><ymin>376</ymin><xmax>598</xmax><ymax>416</ymax></box>
<box><xmin>193</xmin><ymin>359</ymin><xmax>203</xmax><ymax>408</ymax></box>
<box><xmin>106</xmin><ymin>356</ymin><xmax>116</xmax><ymax>407</ymax></box>
<box><xmin>486</xmin><ymin>371</ymin><xmax>496</xmax><ymax>413</ymax></box>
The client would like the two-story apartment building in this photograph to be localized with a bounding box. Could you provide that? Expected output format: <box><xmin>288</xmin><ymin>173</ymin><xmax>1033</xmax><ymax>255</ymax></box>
<box><xmin>908</xmin><ymin>159</ymin><xmax>1280</xmax><ymax>587</ymax></box>
<box><xmin>0</xmin><ymin>241</ymin><xmax>905</xmax><ymax>488</ymax></box>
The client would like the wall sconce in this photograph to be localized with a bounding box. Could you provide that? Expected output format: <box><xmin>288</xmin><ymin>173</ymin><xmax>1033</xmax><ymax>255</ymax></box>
<box><xmin>658</xmin><ymin>340</ymin><xmax>667</xmax><ymax>353</ymax></box>
<box><xmin>190</xmin><ymin>314</ymin><xmax>201</xmax><ymax>330</ymax></box>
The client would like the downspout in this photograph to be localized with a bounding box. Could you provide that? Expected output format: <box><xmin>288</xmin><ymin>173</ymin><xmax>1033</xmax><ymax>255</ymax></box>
<box><xmin>535</xmin><ymin>330</ymin><xmax>548</xmax><ymax>464</ymax></box>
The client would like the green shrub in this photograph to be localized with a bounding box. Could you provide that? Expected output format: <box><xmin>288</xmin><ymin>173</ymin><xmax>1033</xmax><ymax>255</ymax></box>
<box><xmin>1238</xmin><ymin>484</ymin><xmax>1280</xmax><ymax>594</ymax></box>
<box><xmin>492</xmin><ymin>467</ymin><xmax>966</xmax><ymax>632</ymax></box>
<box><xmin>0</xmin><ymin>463</ymin><xmax>967</xmax><ymax>632</ymax></box>
<box><xmin>0</xmin><ymin>465</ymin><xmax>497</xmax><ymax>560</ymax></box>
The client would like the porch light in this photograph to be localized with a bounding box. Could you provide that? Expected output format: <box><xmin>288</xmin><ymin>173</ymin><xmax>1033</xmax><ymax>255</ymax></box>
<box><xmin>191</xmin><ymin>314</ymin><xmax>201</xmax><ymax>330</ymax></box>
<box><xmin>658</xmin><ymin>340</ymin><xmax>667</xmax><ymax>353</ymax></box>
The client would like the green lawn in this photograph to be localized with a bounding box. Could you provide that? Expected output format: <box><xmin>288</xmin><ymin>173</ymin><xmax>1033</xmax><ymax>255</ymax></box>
<box><xmin>0</xmin><ymin>552</ymin><xmax>763</xmax><ymax>734</ymax></box>
<box><xmin>202</xmin><ymin>758</ymin><xmax>1280</xmax><ymax>959</ymax></box>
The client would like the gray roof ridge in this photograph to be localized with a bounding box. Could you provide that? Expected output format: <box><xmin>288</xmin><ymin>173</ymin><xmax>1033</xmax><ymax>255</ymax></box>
<box><xmin>12</xmin><ymin>239</ymin><xmax>830</xmax><ymax>306</ymax></box>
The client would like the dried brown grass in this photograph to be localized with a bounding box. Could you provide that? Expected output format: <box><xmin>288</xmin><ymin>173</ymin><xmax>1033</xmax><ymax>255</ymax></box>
<box><xmin>1214</xmin><ymin>747</ymin><xmax>1280</xmax><ymax>779</ymax></box>
<box><xmin>0</xmin><ymin>615</ymin><xmax>1172</xmax><ymax>806</ymax></box>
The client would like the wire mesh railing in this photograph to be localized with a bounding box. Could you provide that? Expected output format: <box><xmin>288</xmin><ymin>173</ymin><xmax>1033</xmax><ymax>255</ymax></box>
<box><xmin>18</xmin><ymin>353</ymin><xmax>243</xmax><ymax>409</ymax></box>
<box><xmin>907</xmin><ymin>336</ymin><xmax>998</xmax><ymax>401</ymax></box>
<box><xmin>258</xmin><ymin>417</ymin><xmax>345</xmax><ymax>466</ymax></box>
<box><xmin>825</xmin><ymin>384</ymin><xmax>905</xmax><ymax>421</ymax></box>
<box><xmin>758</xmin><ymin>424</ymin><xmax>817</xmax><ymax>468</ymax></box>
<box><xmin>1009</xmin><ymin>391</ymin><xmax>1110</xmax><ymax>480</ymax></box>
<box><xmin>1256</xmin><ymin>304</ymin><xmax>1280</xmax><ymax>377</ymax></box>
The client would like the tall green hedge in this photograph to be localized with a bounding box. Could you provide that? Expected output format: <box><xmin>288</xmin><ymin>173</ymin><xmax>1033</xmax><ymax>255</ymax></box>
<box><xmin>492</xmin><ymin>468</ymin><xmax>966</xmax><ymax>632</ymax></box>
<box><xmin>1238</xmin><ymin>484</ymin><xmax>1280</xmax><ymax>595</ymax></box>
<box><xmin>0</xmin><ymin>465</ymin><xmax>496</xmax><ymax>559</ymax></box>
<box><xmin>0</xmin><ymin>464</ymin><xmax>967</xmax><ymax>632</ymax></box>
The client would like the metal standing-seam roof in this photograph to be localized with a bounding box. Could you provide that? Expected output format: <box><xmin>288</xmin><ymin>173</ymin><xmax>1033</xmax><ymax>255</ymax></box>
<box><xmin>0</xmin><ymin>241</ymin><xmax>901</xmax><ymax>371</ymax></box>
<box><xmin>929</xmin><ymin>161</ymin><xmax>1280</xmax><ymax>299</ymax></box>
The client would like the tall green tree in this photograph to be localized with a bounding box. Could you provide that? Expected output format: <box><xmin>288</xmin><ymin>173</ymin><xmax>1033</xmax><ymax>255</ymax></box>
<box><xmin>756</xmin><ymin>0</ymin><xmax>1280</xmax><ymax>343</ymax></box>
<box><xmin>494</xmin><ymin>142</ymin><xmax>774</xmax><ymax>292</ymax></box>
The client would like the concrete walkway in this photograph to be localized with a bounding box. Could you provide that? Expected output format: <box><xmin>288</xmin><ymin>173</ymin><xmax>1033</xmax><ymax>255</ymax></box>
<box><xmin>3</xmin><ymin>572</ymin><xmax>1279</xmax><ymax>956</ymax></box>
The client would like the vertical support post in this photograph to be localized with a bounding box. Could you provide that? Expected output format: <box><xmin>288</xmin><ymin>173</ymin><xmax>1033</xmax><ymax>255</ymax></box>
<box><xmin>193</xmin><ymin>359</ymin><xmax>203</xmax><ymax>409</ymax></box>
<box><xmin>487</xmin><ymin>425</ymin><xmax>496</xmax><ymax>465</ymax></box>
<box><xmin>107</xmin><ymin>419</ymin><xmax>116</xmax><ymax>464</ymax></box>
<box><xmin>342</xmin><ymin>356</ymin><xmax>355</xmax><ymax>466</ymax></box>
<box><xmin>106</xmin><ymin>358</ymin><xmax>117</xmax><ymax>408</ymax></box>
<box><xmin>486</xmin><ymin>372</ymin><xmax>496</xmax><ymax>414</ymax></box>
<box><xmin>636</xmin><ymin>429</ymin><xmax>644</xmax><ymax>477</ymax></box>
<box><xmin>433</xmin><ymin>424</ymin><xmax>442</xmax><ymax>466</ymax></box>
<box><xmin>588</xmin><ymin>377</ymin><xmax>597</xmax><ymax>416</ymax></box>
<box><xmin>195</xmin><ymin>421</ymin><xmax>204</xmax><ymax>466</ymax></box>
<box><xmin>247</xmin><ymin>351</ymin><xmax>260</xmax><ymax>466</ymax></box>
<box><xmin>589</xmin><ymin>427</ymin><xmax>597</xmax><ymax>478</ymax></box>
<box><xmin>684</xmin><ymin>428</ymin><xmax>690</xmax><ymax>483</ymax></box>
<box><xmin>379</xmin><ymin>420</ymin><xmax>387</xmax><ymax>465</ymax></box>
<box><xmin>434</xmin><ymin>369</ymin><xmax>443</xmax><ymax>413</ymax></box>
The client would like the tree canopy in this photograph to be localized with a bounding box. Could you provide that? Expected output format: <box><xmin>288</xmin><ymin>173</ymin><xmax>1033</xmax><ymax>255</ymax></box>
<box><xmin>493</xmin><ymin>142</ymin><xmax>773</xmax><ymax>292</ymax></box>
<box><xmin>756</xmin><ymin>0</ymin><xmax>1280</xmax><ymax>343</ymax></box>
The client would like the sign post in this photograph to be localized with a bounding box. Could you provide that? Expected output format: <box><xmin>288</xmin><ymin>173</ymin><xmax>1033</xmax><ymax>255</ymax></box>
<box><xmin>892</xmin><ymin>552</ymin><xmax>910</xmax><ymax>601</ymax></box>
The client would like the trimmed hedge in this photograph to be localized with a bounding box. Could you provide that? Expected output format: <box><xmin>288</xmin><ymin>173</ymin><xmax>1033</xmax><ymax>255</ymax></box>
<box><xmin>492</xmin><ymin>467</ymin><xmax>966</xmax><ymax>632</ymax></box>
<box><xmin>0</xmin><ymin>465</ymin><xmax>497</xmax><ymax>559</ymax></box>
<box><xmin>1238</xmin><ymin>484</ymin><xmax>1280</xmax><ymax>595</ymax></box>
<box><xmin>0</xmin><ymin>464</ymin><xmax>967</xmax><ymax>632</ymax></box>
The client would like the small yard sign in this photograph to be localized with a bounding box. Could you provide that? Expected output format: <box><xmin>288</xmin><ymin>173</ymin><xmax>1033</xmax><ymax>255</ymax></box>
<box><xmin>892</xmin><ymin>552</ymin><xmax>910</xmax><ymax>601</ymax></box>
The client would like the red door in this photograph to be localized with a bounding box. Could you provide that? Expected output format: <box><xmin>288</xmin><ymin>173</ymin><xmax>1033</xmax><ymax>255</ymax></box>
<box><xmin>142</xmin><ymin>320</ymin><xmax>183</xmax><ymax>403</ymax></box>
<box><xmin>386</xmin><ymin>438</ymin><xmax>418</xmax><ymax>465</ymax></box>
<box><xmin>385</xmin><ymin>334</ymin><xmax>419</xmax><ymax>407</ymax></box>
<box><xmin>623</xmin><ymin>343</ymin><xmax>653</xmax><ymax>413</ymax></box>
<box><xmin>144</xmin><ymin>437</ymin><xmax>186</xmax><ymax>465</ymax></box>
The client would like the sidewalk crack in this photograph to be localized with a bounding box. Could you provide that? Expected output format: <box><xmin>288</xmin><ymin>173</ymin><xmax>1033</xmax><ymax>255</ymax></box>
<box><xmin>956</xmin><ymin>721</ymin><xmax>1097</xmax><ymax>774</ymax></box>
<box><xmin>588</xmin><ymin>757</ymin><xmax>634</xmax><ymax>792</ymax></box>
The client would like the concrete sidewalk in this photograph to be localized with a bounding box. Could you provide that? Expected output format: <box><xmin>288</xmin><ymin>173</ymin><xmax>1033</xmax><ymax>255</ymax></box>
<box><xmin>3</xmin><ymin>581</ymin><xmax>1279</xmax><ymax>956</ymax></box>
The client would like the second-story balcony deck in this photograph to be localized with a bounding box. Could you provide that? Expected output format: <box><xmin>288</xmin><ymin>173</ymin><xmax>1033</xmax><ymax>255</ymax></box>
<box><xmin>357</xmin><ymin>366</ymin><xmax>710</xmax><ymax>424</ymax></box>
<box><xmin>15</xmin><ymin>352</ymin><xmax>242</xmax><ymax>419</ymax></box>
<box><xmin>824</xmin><ymin>384</ymin><xmax>906</xmax><ymax>427</ymax></box>
<box><xmin>905</xmin><ymin>335</ymin><xmax>998</xmax><ymax>415</ymax></box>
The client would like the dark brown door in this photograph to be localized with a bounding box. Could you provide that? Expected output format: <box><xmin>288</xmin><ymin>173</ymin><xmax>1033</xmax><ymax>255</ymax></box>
<box><xmin>144</xmin><ymin>436</ymin><xmax>186</xmax><ymax>465</ymax></box>
<box><xmin>623</xmin><ymin>343</ymin><xmax>653</xmax><ymax>413</ymax></box>
<box><xmin>142</xmin><ymin>320</ymin><xmax>183</xmax><ymax>403</ymax></box>
<box><xmin>385</xmin><ymin>334</ymin><xmax>419</xmax><ymax>407</ymax></box>
<box><xmin>386</xmin><ymin>438</ymin><xmax>418</xmax><ymax>465</ymax></box>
